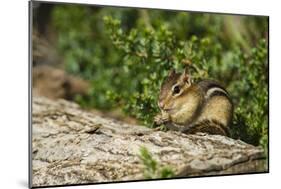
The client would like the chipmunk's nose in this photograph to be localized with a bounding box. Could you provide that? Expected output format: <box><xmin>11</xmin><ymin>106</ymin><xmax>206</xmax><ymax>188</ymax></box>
<box><xmin>158</xmin><ymin>101</ymin><xmax>164</xmax><ymax>109</ymax></box>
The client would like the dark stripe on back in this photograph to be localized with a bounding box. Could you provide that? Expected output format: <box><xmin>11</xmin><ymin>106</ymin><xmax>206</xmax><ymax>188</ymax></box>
<box><xmin>197</xmin><ymin>80</ymin><xmax>231</xmax><ymax>100</ymax></box>
<box><xmin>198</xmin><ymin>80</ymin><xmax>228</xmax><ymax>94</ymax></box>
<box><xmin>208</xmin><ymin>90</ymin><xmax>229</xmax><ymax>98</ymax></box>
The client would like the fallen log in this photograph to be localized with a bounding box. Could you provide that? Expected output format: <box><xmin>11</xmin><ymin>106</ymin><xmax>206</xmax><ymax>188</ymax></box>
<box><xmin>31</xmin><ymin>96</ymin><xmax>267</xmax><ymax>187</ymax></box>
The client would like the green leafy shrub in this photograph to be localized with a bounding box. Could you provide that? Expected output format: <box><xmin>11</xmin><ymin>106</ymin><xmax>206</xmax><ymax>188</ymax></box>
<box><xmin>139</xmin><ymin>146</ymin><xmax>175</xmax><ymax>179</ymax></box>
<box><xmin>51</xmin><ymin>5</ymin><xmax>268</xmax><ymax>149</ymax></box>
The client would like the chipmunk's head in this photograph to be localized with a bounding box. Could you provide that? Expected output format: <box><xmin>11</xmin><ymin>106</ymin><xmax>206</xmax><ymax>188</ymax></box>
<box><xmin>158</xmin><ymin>68</ymin><xmax>192</xmax><ymax>113</ymax></box>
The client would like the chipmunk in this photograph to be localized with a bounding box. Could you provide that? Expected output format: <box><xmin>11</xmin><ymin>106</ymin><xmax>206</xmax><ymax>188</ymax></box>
<box><xmin>154</xmin><ymin>68</ymin><xmax>233</xmax><ymax>136</ymax></box>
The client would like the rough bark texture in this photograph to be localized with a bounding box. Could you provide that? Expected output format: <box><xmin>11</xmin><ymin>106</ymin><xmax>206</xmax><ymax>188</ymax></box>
<box><xmin>32</xmin><ymin>96</ymin><xmax>267</xmax><ymax>187</ymax></box>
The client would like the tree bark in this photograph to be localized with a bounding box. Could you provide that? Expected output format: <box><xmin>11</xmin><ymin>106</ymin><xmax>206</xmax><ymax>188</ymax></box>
<box><xmin>31</xmin><ymin>96</ymin><xmax>267</xmax><ymax>187</ymax></box>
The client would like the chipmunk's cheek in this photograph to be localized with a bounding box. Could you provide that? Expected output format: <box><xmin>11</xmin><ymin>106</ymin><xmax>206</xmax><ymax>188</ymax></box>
<box><xmin>167</xmin><ymin>104</ymin><xmax>178</xmax><ymax>114</ymax></box>
<box><xmin>172</xmin><ymin>101</ymin><xmax>181</xmax><ymax>110</ymax></box>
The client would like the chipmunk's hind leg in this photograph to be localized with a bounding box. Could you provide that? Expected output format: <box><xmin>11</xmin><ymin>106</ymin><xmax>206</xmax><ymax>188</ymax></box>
<box><xmin>202</xmin><ymin>95</ymin><xmax>232</xmax><ymax>126</ymax></box>
<box><xmin>183</xmin><ymin>119</ymin><xmax>230</xmax><ymax>136</ymax></box>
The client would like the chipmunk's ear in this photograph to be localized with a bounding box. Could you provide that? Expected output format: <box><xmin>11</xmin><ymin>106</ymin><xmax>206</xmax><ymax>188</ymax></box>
<box><xmin>181</xmin><ymin>67</ymin><xmax>192</xmax><ymax>85</ymax></box>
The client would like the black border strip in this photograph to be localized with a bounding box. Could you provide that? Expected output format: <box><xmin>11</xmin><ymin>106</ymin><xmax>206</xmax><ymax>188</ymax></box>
<box><xmin>267</xmin><ymin>16</ymin><xmax>270</xmax><ymax>173</ymax></box>
<box><xmin>28</xmin><ymin>0</ymin><xmax>270</xmax><ymax>188</ymax></box>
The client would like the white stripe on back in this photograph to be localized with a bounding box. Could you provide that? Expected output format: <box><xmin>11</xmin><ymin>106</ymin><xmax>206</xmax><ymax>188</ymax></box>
<box><xmin>205</xmin><ymin>87</ymin><xmax>227</xmax><ymax>99</ymax></box>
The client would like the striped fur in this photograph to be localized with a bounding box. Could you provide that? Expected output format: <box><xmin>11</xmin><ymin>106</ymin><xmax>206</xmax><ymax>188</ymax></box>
<box><xmin>197</xmin><ymin>80</ymin><xmax>229</xmax><ymax>99</ymax></box>
<box><xmin>206</xmin><ymin>87</ymin><xmax>228</xmax><ymax>99</ymax></box>
<box><xmin>156</xmin><ymin>70</ymin><xmax>233</xmax><ymax>136</ymax></box>
<box><xmin>193</xmin><ymin>80</ymin><xmax>233</xmax><ymax>136</ymax></box>
<box><xmin>182</xmin><ymin>119</ymin><xmax>230</xmax><ymax>136</ymax></box>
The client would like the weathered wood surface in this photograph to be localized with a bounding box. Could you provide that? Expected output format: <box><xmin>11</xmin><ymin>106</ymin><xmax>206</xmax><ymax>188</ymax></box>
<box><xmin>32</xmin><ymin>96</ymin><xmax>266</xmax><ymax>187</ymax></box>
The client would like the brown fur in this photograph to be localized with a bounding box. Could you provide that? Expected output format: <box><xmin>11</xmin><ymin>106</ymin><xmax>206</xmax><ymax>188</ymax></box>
<box><xmin>155</xmin><ymin>68</ymin><xmax>233</xmax><ymax>136</ymax></box>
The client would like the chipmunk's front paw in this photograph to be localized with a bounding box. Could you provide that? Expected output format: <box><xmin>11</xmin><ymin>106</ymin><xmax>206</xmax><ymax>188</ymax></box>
<box><xmin>153</xmin><ymin>112</ymin><xmax>170</xmax><ymax>125</ymax></box>
<box><xmin>154</xmin><ymin>114</ymin><xmax>164</xmax><ymax>125</ymax></box>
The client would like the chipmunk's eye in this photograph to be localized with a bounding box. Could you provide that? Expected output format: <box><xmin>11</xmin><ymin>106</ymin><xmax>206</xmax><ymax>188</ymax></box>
<box><xmin>172</xmin><ymin>85</ymin><xmax>181</xmax><ymax>95</ymax></box>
